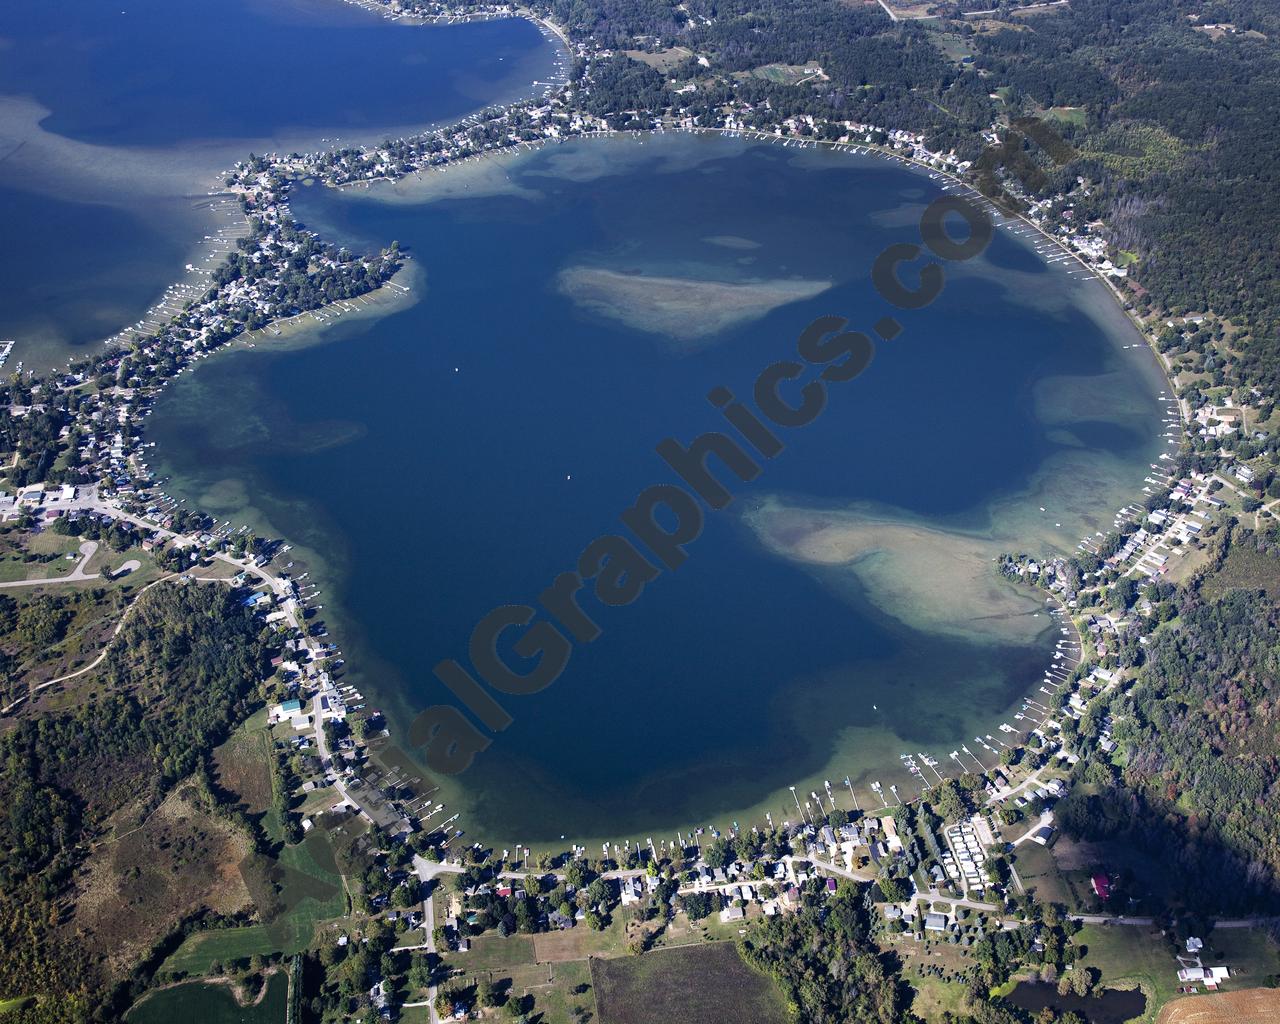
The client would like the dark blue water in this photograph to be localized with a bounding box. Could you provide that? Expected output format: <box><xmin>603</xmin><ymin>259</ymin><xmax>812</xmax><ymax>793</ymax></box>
<box><xmin>0</xmin><ymin>0</ymin><xmax>558</xmax><ymax>366</ymax></box>
<box><xmin>0</xmin><ymin>0</ymin><xmax>555</xmax><ymax>147</ymax></box>
<box><xmin>0</xmin><ymin>184</ymin><xmax>197</xmax><ymax>362</ymax></box>
<box><xmin>149</xmin><ymin>136</ymin><xmax>1164</xmax><ymax>843</ymax></box>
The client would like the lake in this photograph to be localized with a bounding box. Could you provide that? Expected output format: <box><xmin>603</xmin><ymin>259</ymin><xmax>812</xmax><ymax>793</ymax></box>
<box><xmin>147</xmin><ymin>133</ymin><xmax>1171</xmax><ymax>850</ymax></box>
<box><xmin>1007</xmin><ymin>981</ymin><xmax>1147</xmax><ymax>1024</ymax></box>
<box><xmin>0</xmin><ymin>0</ymin><xmax>561</xmax><ymax>368</ymax></box>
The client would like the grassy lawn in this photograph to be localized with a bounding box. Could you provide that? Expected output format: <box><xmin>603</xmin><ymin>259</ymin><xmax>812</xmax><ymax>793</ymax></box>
<box><xmin>84</xmin><ymin>543</ymin><xmax>166</xmax><ymax>587</ymax></box>
<box><xmin>885</xmin><ymin>932</ymin><xmax>975</xmax><ymax>1021</ymax></box>
<box><xmin>1013</xmin><ymin>841</ymin><xmax>1078</xmax><ymax>908</ymax></box>
<box><xmin>449</xmin><ymin>960</ymin><xmax>597</xmax><ymax>1024</ymax></box>
<box><xmin>909</xmin><ymin>973</ymin><xmax>972</xmax><ymax>1022</ymax></box>
<box><xmin>1202</xmin><ymin>928</ymin><xmax>1280</xmax><ymax>987</ymax></box>
<box><xmin>1074</xmin><ymin>925</ymin><xmax>1280</xmax><ymax>1023</ymax></box>
<box><xmin>1075</xmin><ymin>923</ymin><xmax>1181</xmax><ymax>1021</ymax></box>
<box><xmin>591</xmin><ymin>942</ymin><xmax>789</xmax><ymax>1024</ymax></box>
<box><xmin>452</xmin><ymin>933</ymin><xmax>537</xmax><ymax>971</ymax></box>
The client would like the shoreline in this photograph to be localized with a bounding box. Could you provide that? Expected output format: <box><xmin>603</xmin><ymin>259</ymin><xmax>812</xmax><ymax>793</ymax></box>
<box><xmin>6</xmin><ymin>0</ymin><xmax>1190</xmax><ymax>869</ymax></box>
<box><xmin>0</xmin><ymin>12</ymin><xmax>568</xmax><ymax>372</ymax></box>
<box><xmin>144</xmin><ymin>128</ymin><xmax>1157</xmax><ymax>859</ymax></box>
<box><xmin>219</xmin><ymin>132</ymin><xmax>1154</xmax><ymax>855</ymax></box>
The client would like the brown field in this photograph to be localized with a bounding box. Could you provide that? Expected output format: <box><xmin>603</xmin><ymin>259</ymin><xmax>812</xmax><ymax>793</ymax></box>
<box><xmin>1157</xmin><ymin>988</ymin><xmax>1280</xmax><ymax>1024</ymax></box>
<box><xmin>213</xmin><ymin>715</ymin><xmax>275</xmax><ymax>813</ymax></box>
<box><xmin>1051</xmin><ymin>835</ymin><xmax>1109</xmax><ymax>872</ymax></box>
<box><xmin>1202</xmin><ymin>545</ymin><xmax>1280</xmax><ymax>601</ymax></box>
<box><xmin>591</xmin><ymin>942</ymin><xmax>789</xmax><ymax>1024</ymax></box>
<box><xmin>534</xmin><ymin>929</ymin><xmax>588</xmax><ymax>963</ymax></box>
<box><xmin>622</xmin><ymin>46</ymin><xmax>693</xmax><ymax>71</ymax></box>
<box><xmin>72</xmin><ymin>782</ymin><xmax>253</xmax><ymax>979</ymax></box>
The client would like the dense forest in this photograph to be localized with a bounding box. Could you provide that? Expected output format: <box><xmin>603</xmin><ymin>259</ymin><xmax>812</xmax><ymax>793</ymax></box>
<box><xmin>0</xmin><ymin>584</ymin><xmax>268</xmax><ymax>1022</ymax></box>
<box><xmin>737</xmin><ymin>880</ymin><xmax>908</xmax><ymax>1023</ymax></box>
<box><xmin>966</xmin><ymin>0</ymin><xmax>1280</xmax><ymax>389</ymax></box>
<box><xmin>519</xmin><ymin>0</ymin><xmax>1280</xmax><ymax>392</ymax></box>
<box><xmin>1057</xmin><ymin>537</ymin><xmax>1280</xmax><ymax>916</ymax></box>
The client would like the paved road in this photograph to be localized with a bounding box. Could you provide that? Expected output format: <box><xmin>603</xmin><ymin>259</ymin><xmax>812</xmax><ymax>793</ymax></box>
<box><xmin>412</xmin><ymin>855</ymin><xmax>444</xmax><ymax>1024</ymax></box>
<box><xmin>0</xmin><ymin>563</ymin><xmax>182</xmax><ymax>715</ymax></box>
<box><xmin>0</xmin><ymin>540</ymin><xmax>100</xmax><ymax>588</ymax></box>
<box><xmin>1011</xmin><ymin>810</ymin><xmax>1055</xmax><ymax>847</ymax></box>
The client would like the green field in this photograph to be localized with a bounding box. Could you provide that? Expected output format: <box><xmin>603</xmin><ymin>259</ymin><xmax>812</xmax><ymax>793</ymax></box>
<box><xmin>126</xmin><ymin>974</ymin><xmax>288</xmax><ymax>1024</ymax></box>
<box><xmin>909</xmin><ymin>973</ymin><xmax>972</xmax><ymax>1022</ymax></box>
<box><xmin>162</xmin><ymin>830</ymin><xmax>345</xmax><ymax>975</ymax></box>
<box><xmin>1045</xmin><ymin>106</ymin><xmax>1087</xmax><ymax>127</ymax></box>
<box><xmin>1074</xmin><ymin>924</ymin><xmax>1181</xmax><ymax>1022</ymax></box>
<box><xmin>746</xmin><ymin>62</ymin><xmax>825</xmax><ymax>85</ymax></box>
<box><xmin>1013</xmin><ymin>841</ymin><xmax>1081</xmax><ymax>908</ymax></box>
<box><xmin>456</xmin><ymin>933</ymin><xmax>537</xmax><ymax>971</ymax></box>
<box><xmin>1201</xmin><ymin>928</ymin><xmax>1280</xmax><ymax>987</ymax></box>
<box><xmin>1073</xmin><ymin>925</ymin><xmax>1278</xmax><ymax>1023</ymax></box>
<box><xmin>591</xmin><ymin>942</ymin><xmax>789</xmax><ymax>1024</ymax></box>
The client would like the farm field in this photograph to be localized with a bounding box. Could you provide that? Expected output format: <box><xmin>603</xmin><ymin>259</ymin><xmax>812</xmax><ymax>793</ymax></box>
<box><xmin>161</xmin><ymin>829</ymin><xmax>346</xmax><ymax>976</ymax></box>
<box><xmin>591</xmin><ymin>942</ymin><xmax>789</xmax><ymax>1024</ymax></box>
<box><xmin>126</xmin><ymin>973</ymin><xmax>288</xmax><ymax>1024</ymax></box>
<box><xmin>1157</xmin><ymin>987</ymin><xmax>1280</xmax><ymax>1024</ymax></box>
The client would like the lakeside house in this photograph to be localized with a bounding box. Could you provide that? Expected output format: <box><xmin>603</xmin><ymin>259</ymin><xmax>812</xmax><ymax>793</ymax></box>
<box><xmin>269</xmin><ymin>698</ymin><xmax>304</xmax><ymax>724</ymax></box>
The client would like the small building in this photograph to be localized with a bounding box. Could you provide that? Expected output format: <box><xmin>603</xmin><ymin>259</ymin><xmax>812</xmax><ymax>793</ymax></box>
<box><xmin>925</xmin><ymin>912</ymin><xmax>948</xmax><ymax>932</ymax></box>
<box><xmin>719</xmin><ymin>905</ymin><xmax>745</xmax><ymax>924</ymax></box>
<box><xmin>1031</xmin><ymin>825</ymin><xmax>1057</xmax><ymax>846</ymax></box>
<box><xmin>1177</xmin><ymin>964</ymin><xmax>1230</xmax><ymax>988</ymax></box>
<box><xmin>1091</xmin><ymin>873</ymin><xmax>1112</xmax><ymax>901</ymax></box>
<box><xmin>619</xmin><ymin>877</ymin><xmax>641</xmax><ymax>906</ymax></box>
<box><xmin>269</xmin><ymin>698</ymin><xmax>304</xmax><ymax>724</ymax></box>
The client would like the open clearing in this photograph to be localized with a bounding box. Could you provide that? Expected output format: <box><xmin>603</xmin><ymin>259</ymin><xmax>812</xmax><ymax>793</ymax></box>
<box><xmin>212</xmin><ymin>708</ymin><xmax>275</xmax><ymax>813</ymax></box>
<box><xmin>1202</xmin><ymin>545</ymin><xmax>1280</xmax><ymax>601</ymax></box>
<box><xmin>623</xmin><ymin>46</ymin><xmax>692</xmax><ymax>71</ymax></box>
<box><xmin>126</xmin><ymin>973</ymin><xmax>289</xmax><ymax>1023</ymax></box>
<box><xmin>591</xmin><ymin>942</ymin><xmax>789</xmax><ymax>1024</ymax></box>
<box><xmin>161</xmin><ymin>828</ymin><xmax>346</xmax><ymax>975</ymax></box>
<box><xmin>1075</xmin><ymin>925</ymin><xmax>1279</xmax><ymax>1023</ymax></box>
<box><xmin>72</xmin><ymin>781</ymin><xmax>253</xmax><ymax>981</ymax></box>
<box><xmin>1157</xmin><ymin>988</ymin><xmax>1280</xmax><ymax>1024</ymax></box>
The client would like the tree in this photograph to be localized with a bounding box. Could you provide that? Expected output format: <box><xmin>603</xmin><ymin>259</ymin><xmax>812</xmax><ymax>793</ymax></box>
<box><xmin>877</xmin><ymin>875</ymin><xmax>909</xmax><ymax>902</ymax></box>
<box><xmin>1071</xmin><ymin>965</ymin><xmax>1095</xmax><ymax>996</ymax></box>
<box><xmin>931</xmin><ymin>780</ymin><xmax>972</xmax><ymax>824</ymax></box>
